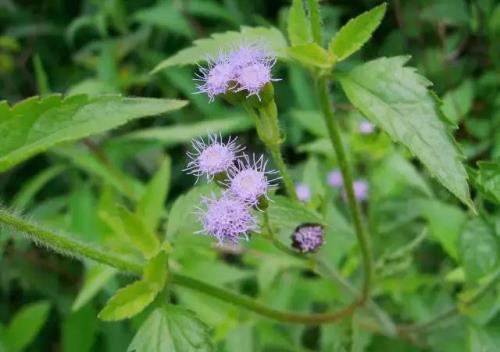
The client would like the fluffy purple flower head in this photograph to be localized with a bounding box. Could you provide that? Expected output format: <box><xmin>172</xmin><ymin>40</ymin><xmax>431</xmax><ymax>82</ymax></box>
<box><xmin>194</xmin><ymin>53</ymin><xmax>234</xmax><ymax>102</ymax></box>
<box><xmin>296</xmin><ymin>183</ymin><xmax>311</xmax><ymax>202</ymax></box>
<box><xmin>359</xmin><ymin>120</ymin><xmax>375</xmax><ymax>134</ymax></box>
<box><xmin>227</xmin><ymin>154</ymin><xmax>278</xmax><ymax>205</ymax></box>
<box><xmin>292</xmin><ymin>224</ymin><xmax>325</xmax><ymax>253</ymax></box>
<box><xmin>353</xmin><ymin>180</ymin><xmax>369</xmax><ymax>201</ymax></box>
<box><xmin>196</xmin><ymin>193</ymin><xmax>258</xmax><ymax>244</ymax></box>
<box><xmin>194</xmin><ymin>43</ymin><xmax>278</xmax><ymax>101</ymax></box>
<box><xmin>327</xmin><ymin>169</ymin><xmax>343</xmax><ymax>188</ymax></box>
<box><xmin>185</xmin><ymin>134</ymin><xmax>244</xmax><ymax>181</ymax></box>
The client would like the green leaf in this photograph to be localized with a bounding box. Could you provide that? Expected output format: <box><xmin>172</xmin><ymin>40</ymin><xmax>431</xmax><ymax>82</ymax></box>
<box><xmin>442</xmin><ymin>80</ymin><xmax>474</xmax><ymax>123</ymax></box>
<box><xmin>116</xmin><ymin>206</ymin><xmax>160</xmax><ymax>258</ymax></box>
<box><xmin>468</xmin><ymin>325</ymin><xmax>500</xmax><ymax>352</ymax></box>
<box><xmin>128</xmin><ymin>305</ymin><xmax>213</xmax><ymax>352</ymax></box>
<box><xmin>288</xmin><ymin>43</ymin><xmax>333</xmax><ymax>69</ymax></box>
<box><xmin>62</xmin><ymin>305</ymin><xmax>98</xmax><ymax>352</ymax></box>
<box><xmin>460</xmin><ymin>218</ymin><xmax>499</xmax><ymax>283</ymax></box>
<box><xmin>133</xmin><ymin>3</ymin><xmax>193</xmax><ymax>38</ymax></box>
<box><xmin>469</xmin><ymin>161</ymin><xmax>500</xmax><ymax>204</ymax></box>
<box><xmin>143</xmin><ymin>251</ymin><xmax>168</xmax><ymax>290</ymax></box>
<box><xmin>152</xmin><ymin>26</ymin><xmax>288</xmax><ymax>72</ymax></box>
<box><xmin>72</xmin><ymin>265</ymin><xmax>117</xmax><ymax>312</ymax></box>
<box><xmin>4</xmin><ymin>301</ymin><xmax>50</xmax><ymax>352</ymax></box>
<box><xmin>0</xmin><ymin>95</ymin><xmax>187</xmax><ymax>171</ymax></box>
<box><xmin>417</xmin><ymin>200</ymin><xmax>466</xmax><ymax>260</ymax></box>
<box><xmin>329</xmin><ymin>3</ymin><xmax>387</xmax><ymax>61</ymax></box>
<box><xmin>136</xmin><ymin>156</ymin><xmax>171</xmax><ymax>232</ymax></box>
<box><xmin>98</xmin><ymin>281</ymin><xmax>158</xmax><ymax>321</ymax></box>
<box><xmin>287</xmin><ymin>0</ymin><xmax>311</xmax><ymax>45</ymax></box>
<box><xmin>122</xmin><ymin>115</ymin><xmax>253</xmax><ymax>145</ymax></box>
<box><xmin>338</xmin><ymin>56</ymin><xmax>472</xmax><ymax>208</ymax></box>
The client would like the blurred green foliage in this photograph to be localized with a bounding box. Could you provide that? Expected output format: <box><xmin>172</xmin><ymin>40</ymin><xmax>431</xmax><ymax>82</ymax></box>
<box><xmin>1</xmin><ymin>0</ymin><xmax>499</xmax><ymax>351</ymax></box>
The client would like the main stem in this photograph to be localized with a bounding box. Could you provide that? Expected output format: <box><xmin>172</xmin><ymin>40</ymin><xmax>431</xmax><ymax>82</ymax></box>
<box><xmin>316</xmin><ymin>76</ymin><xmax>373</xmax><ymax>301</ymax></box>
<box><xmin>0</xmin><ymin>207</ymin><xmax>357</xmax><ymax>325</ymax></box>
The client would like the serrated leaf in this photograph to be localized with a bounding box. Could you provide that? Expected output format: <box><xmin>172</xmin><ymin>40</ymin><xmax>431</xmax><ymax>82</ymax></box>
<box><xmin>0</xmin><ymin>95</ymin><xmax>187</xmax><ymax>171</ymax></box>
<box><xmin>116</xmin><ymin>206</ymin><xmax>160</xmax><ymax>258</ymax></box>
<box><xmin>287</xmin><ymin>0</ymin><xmax>311</xmax><ymax>45</ymax></box>
<box><xmin>329</xmin><ymin>3</ymin><xmax>386</xmax><ymax>61</ymax></box>
<box><xmin>288</xmin><ymin>43</ymin><xmax>333</xmax><ymax>69</ymax></box>
<box><xmin>338</xmin><ymin>56</ymin><xmax>472</xmax><ymax>208</ymax></box>
<box><xmin>460</xmin><ymin>218</ymin><xmax>499</xmax><ymax>283</ymax></box>
<box><xmin>136</xmin><ymin>156</ymin><xmax>171</xmax><ymax>232</ymax></box>
<box><xmin>4</xmin><ymin>301</ymin><xmax>50</xmax><ymax>352</ymax></box>
<box><xmin>128</xmin><ymin>305</ymin><xmax>213</xmax><ymax>352</ymax></box>
<box><xmin>143</xmin><ymin>251</ymin><xmax>168</xmax><ymax>290</ymax></box>
<box><xmin>72</xmin><ymin>265</ymin><xmax>117</xmax><ymax>312</ymax></box>
<box><xmin>152</xmin><ymin>26</ymin><xmax>288</xmax><ymax>72</ymax></box>
<box><xmin>98</xmin><ymin>281</ymin><xmax>158</xmax><ymax>321</ymax></box>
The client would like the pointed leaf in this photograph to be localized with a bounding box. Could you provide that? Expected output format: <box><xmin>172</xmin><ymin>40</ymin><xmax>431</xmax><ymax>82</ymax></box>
<box><xmin>4</xmin><ymin>301</ymin><xmax>50</xmax><ymax>352</ymax></box>
<box><xmin>338</xmin><ymin>56</ymin><xmax>472</xmax><ymax>208</ymax></box>
<box><xmin>136</xmin><ymin>156</ymin><xmax>171</xmax><ymax>232</ymax></box>
<box><xmin>288</xmin><ymin>43</ymin><xmax>333</xmax><ymax>69</ymax></box>
<box><xmin>128</xmin><ymin>305</ymin><xmax>213</xmax><ymax>352</ymax></box>
<box><xmin>117</xmin><ymin>206</ymin><xmax>160</xmax><ymax>258</ymax></box>
<box><xmin>287</xmin><ymin>0</ymin><xmax>311</xmax><ymax>45</ymax></box>
<box><xmin>0</xmin><ymin>95</ymin><xmax>187</xmax><ymax>171</ymax></box>
<box><xmin>329</xmin><ymin>3</ymin><xmax>387</xmax><ymax>61</ymax></box>
<box><xmin>73</xmin><ymin>265</ymin><xmax>117</xmax><ymax>312</ymax></box>
<box><xmin>143</xmin><ymin>251</ymin><xmax>168</xmax><ymax>290</ymax></box>
<box><xmin>152</xmin><ymin>26</ymin><xmax>288</xmax><ymax>72</ymax></box>
<box><xmin>98</xmin><ymin>281</ymin><xmax>158</xmax><ymax>321</ymax></box>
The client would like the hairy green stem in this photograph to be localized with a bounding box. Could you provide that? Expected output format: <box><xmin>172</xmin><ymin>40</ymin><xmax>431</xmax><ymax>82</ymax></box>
<box><xmin>307</xmin><ymin>0</ymin><xmax>322</xmax><ymax>45</ymax></box>
<box><xmin>0</xmin><ymin>208</ymin><xmax>143</xmax><ymax>274</ymax></box>
<box><xmin>316</xmin><ymin>76</ymin><xmax>373</xmax><ymax>301</ymax></box>
<box><xmin>0</xmin><ymin>207</ymin><xmax>359</xmax><ymax>325</ymax></box>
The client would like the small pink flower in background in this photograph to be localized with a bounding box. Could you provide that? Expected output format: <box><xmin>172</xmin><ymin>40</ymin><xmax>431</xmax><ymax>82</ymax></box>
<box><xmin>327</xmin><ymin>169</ymin><xmax>343</xmax><ymax>188</ymax></box>
<box><xmin>295</xmin><ymin>183</ymin><xmax>311</xmax><ymax>202</ymax></box>
<box><xmin>227</xmin><ymin>154</ymin><xmax>278</xmax><ymax>205</ymax></box>
<box><xmin>292</xmin><ymin>224</ymin><xmax>324</xmax><ymax>253</ymax></box>
<box><xmin>358</xmin><ymin>120</ymin><xmax>375</xmax><ymax>134</ymax></box>
<box><xmin>185</xmin><ymin>134</ymin><xmax>244</xmax><ymax>181</ymax></box>
<box><xmin>353</xmin><ymin>180</ymin><xmax>369</xmax><ymax>201</ymax></box>
<box><xmin>196</xmin><ymin>193</ymin><xmax>258</xmax><ymax>244</ymax></box>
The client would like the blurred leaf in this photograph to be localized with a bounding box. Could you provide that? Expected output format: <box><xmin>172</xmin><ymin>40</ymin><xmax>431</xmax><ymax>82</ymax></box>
<box><xmin>143</xmin><ymin>250</ymin><xmax>168</xmax><ymax>290</ymax></box>
<box><xmin>98</xmin><ymin>281</ymin><xmax>158</xmax><ymax>321</ymax></box>
<box><xmin>339</xmin><ymin>56</ymin><xmax>473</xmax><ymax>209</ymax></box>
<box><xmin>421</xmin><ymin>0</ymin><xmax>469</xmax><ymax>26</ymax></box>
<box><xmin>116</xmin><ymin>206</ymin><xmax>160</xmax><ymax>259</ymax></box>
<box><xmin>133</xmin><ymin>3</ymin><xmax>193</xmax><ymax>38</ymax></box>
<box><xmin>469</xmin><ymin>161</ymin><xmax>500</xmax><ymax>204</ymax></box>
<box><xmin>468</xmin><ymin>325</ymin><xmax>500</xmax><ymax>352</ymax></box>
<box><xmin>128</xmin><ymin>305</ymin><xmax>213</xmax><ymax>352</ymax></box>
<box><xmin>122</xmin><ymin>115</ymin><xmax>253</xmax><ymax>145</ymax></box>
<box><xmin>136</xmin><ymin>156</ymin><xmax>171</xmax><ymax>232</ymax></box>
<box><xmin>289</xmin><ymin>110</ymin><xmax>327</xmax><ymax>137</ymax></box>
<box><xmin>329</xmin><ymin>3</ymin><xmax>387</xmax><ymax>61</ymax></box>
<box><xmin>459</xmin><ymin>218</ymin><xmax>498</xmax><ymax>283</ymax></box>
<box><xmin>186</xmin><ymin>0</ymin><xmax>235</xmax><ymax>24</ymax></box>
<box><xmin>32</xmin><ymin>54</ymin><xmax>51</xmax><ymax>96</ymax></box>
<box><xmin>73</xmin><ymin>265</ymin><xmax>116</xmax><ymax>312</ymax></box>
<box><xmin>288</xmin><ymin>43</ymin><xmax>333</xmax><ymax>68</ymax></box>
<box><xmin>62</xmin><ymin>305</ymin><xmax>98</xmax><ymax>352</ymax></box>
<box><xmin>0</xmin><ymin>95</ymin><xmax>187</xmax><ymax>171</ymax></box>
<box><xmin>287</xmin><ymin>0</ymin><xmax>311</xmax><ymax>46</ymax></box>
<box><xmin>442</xmin><ymin>80</ymin><xmax>474</xmax><ymax>123</ymax></box>
<box><xmin>4</xmin><ymin>301</ymin><xmax>50</xmax><ymax>352</ymax></box>
<box><xmin>152</xmin><ymin>26</ymin><xmax>288</xmax><ymax>72</ymax></box>
<box><xmin>418</xmin><ymin>200</ymin><xmax>466</xmax><ymax>260</ymax></box>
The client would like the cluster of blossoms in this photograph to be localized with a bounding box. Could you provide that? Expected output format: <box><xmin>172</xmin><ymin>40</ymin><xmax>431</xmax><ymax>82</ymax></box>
<box><xmin>291</xmin><ymin>224</ymin><xmax>325</xmax><ymax>253</ymax></box>
<box><xmin>186</xmin><ymin>134</ymin><xmax>277</xmax><ymax>245</ymax></box>
<box><xmin>194</xmin><ymin>43</ymin><xmax>278</xmax><ymax>102</ymax></box>
<box><xmin>295</xmin><ymin>169</ymin><xmax>368</xmax><ymax>203</ymax></box>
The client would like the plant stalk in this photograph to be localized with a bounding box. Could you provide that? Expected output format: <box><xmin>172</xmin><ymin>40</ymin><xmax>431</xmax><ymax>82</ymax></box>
<box><xmin>316</xmin><ymin>76</ymin><xmax>373</xmax><ymax>301</ymax></box>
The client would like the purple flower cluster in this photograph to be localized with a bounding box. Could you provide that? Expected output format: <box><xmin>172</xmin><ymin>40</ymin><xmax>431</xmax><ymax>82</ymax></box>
<box><xmin>186</xmin><ymin>134</ymin><xmax>276</xmax><ymax>244</ymax></box>
<box><xmin>292</xmin><ymin>224</ymin><xmax>325</xmax><ymax>253</ymax></box>
<box><xmin>195</xmin><ymin>43</ymin><xmax>278</xmax><ymax>102</ymax></box>
<box><xmin>327</xmin><ymin>169</ymin><xmax>369</xmax><ymax>202</ymax></box>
